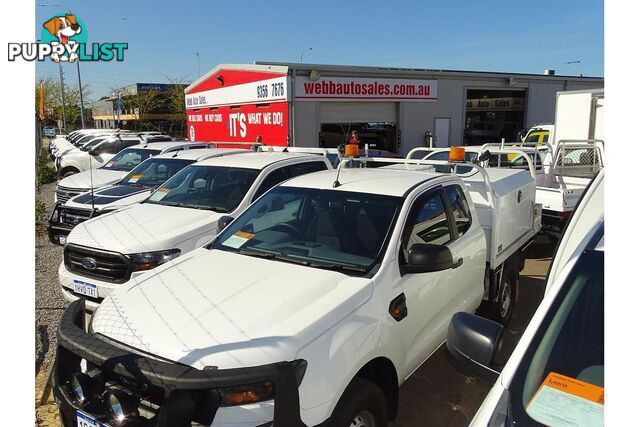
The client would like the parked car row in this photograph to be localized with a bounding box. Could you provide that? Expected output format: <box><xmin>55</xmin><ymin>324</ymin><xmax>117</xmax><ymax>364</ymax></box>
<box><xmin>48</xmin><ymin>135</ymin><xmax>559</xmax><ymax>426</ymax></box>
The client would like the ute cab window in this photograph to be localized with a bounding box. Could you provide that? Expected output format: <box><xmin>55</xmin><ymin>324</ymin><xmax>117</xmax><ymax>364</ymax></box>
<box><xmin>118</xmin><ymin>158</ymin><xmax>193</xmax><ymax>188</ymax></box>
<box><xmin>402</xmin><ymin>191</ymin><xmax>452</xmax><ymax>263</ymax></box>
<box><xmin>101</xmin><ymin>148</ymin><xmax>160</xmax><ymax>172</ymax></box>
<box><xmin>212</xmin><ymin>186</ymin><xmax>402</xmax><ymax>275</ymax></box>
<box><xmin>146</xmin><ymin>166</ymin><xmax>259</xmax><ymax>213</ymax></box>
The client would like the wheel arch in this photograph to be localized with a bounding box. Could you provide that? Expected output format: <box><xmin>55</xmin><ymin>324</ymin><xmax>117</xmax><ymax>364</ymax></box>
<box><xmin>352</xmin><ymin>356</ymin><xmax>400</xmax><ymax>420</ymax></box>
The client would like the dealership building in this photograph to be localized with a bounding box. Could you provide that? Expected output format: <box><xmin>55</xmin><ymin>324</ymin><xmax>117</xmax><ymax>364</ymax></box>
<box><xmin>184</xmin><ymin>62</ymin><xmax>603</xmax><ymax>155</ymax></box>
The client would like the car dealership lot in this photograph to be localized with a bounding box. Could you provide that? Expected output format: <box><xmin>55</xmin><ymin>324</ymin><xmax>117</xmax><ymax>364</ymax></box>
<box><xmin>35</xmin><ymin>174</ymin><xmax>553</xmax><ymax>426</ymax></box>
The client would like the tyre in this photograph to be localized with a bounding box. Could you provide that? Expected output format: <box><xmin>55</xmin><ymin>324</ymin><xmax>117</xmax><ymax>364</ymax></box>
<box><xmin>493</xmin><ymin>264</ymin><xmax>517</xmax><ymax>325</ymax></box>
<box><xmin>327</xmin><ymin>377</ymin><xmax>388</xmax><ymax>427</ymax></box>
<box><xmin>59</xmin><ymin>168</ymin><xmax>79</xmax><ymax>178</ymax></box>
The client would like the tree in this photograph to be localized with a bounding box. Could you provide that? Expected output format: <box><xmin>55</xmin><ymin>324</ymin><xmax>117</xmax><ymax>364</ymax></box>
<box><xmin>36</xmin><ymin>76</ymin><xmax>92</xmax><ymax>130</ymax></box>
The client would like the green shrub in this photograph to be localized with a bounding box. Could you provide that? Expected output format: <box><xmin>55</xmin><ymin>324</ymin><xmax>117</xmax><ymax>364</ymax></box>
<box><xmin>35</xmin><ymin>198</ymin><xmax>47</xmax><ymax>224</ymax></box>
<box><xmin>36</xmin><ymin>149</ymin><xmax>57</xmax><ymax>186</ymax></box>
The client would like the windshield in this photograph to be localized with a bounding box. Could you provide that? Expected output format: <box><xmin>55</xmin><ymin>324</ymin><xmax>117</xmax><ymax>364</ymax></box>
<box><xmin>81</xmin><ymin>138</ymin><xmax>108</xmax><ymax>151</ymax></box>
<box><xmin>118</xmin><ymin>158</ymin><xmax>193</xmax><ymax>188</ymax></box>
<box><xmin>211</xmin><ymin>186</ymin><xmax>402</xmax><ymax>274</ymax></box>
<box><xmin>146</xmin><ymin>165</ymin><xmax>259</xmax><ymax>212</ymax></box>
<box><xmin>509</xmin><ymin>249</ymin><xmax>604</xmax><ymax>426</ymax></box>
<box><xmin>100</xmin><ymin>148</ymin><xmax>160</xmax><ymax>172</ymax></box>
<box><xmin>74</xmin><ymin>134</ymin><xmax>97</xmax><ymax>146</ymax></box>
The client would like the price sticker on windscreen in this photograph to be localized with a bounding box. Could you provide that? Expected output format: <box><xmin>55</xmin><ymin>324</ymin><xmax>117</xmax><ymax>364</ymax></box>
<box><xmin>222</xmin><ymin>231</ymin><xmax>255</xmax><ymax>249</ymax></box>
<box><xmin>128</xmin><ymin>173</ymin><xmax>143</xmax><ymax>183</ymax></box>
<box><xmin>148</xmin><ymin>188</ymin><xmax>170</xmax><ymax>201</ymax></box>
<box><xmin>526</xmin><ymin>372</ymin><xmax>604</xmax><ymax>427</ymax></box>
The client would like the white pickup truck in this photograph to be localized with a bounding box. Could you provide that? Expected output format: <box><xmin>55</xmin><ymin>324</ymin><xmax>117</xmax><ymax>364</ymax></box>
<box><xmin>54</xmin><ymin>141</ymin><xmax>217</xmax><ymax>205</ymax></box>
<box><xmin>58</xmin><ymin>152</ymin><xmax>332</xmax><ymax>310</ymax></box>
<box><xmin>447</xmin><ymin>169</ymin><xmax>603</xmax><ymax>427</ymax></box>
<box><xmin>53</xmin><ymin>153</ymin><xmax>540</xmax><ymax>427</ymax></box>
<box><xmin>47</xmin><ymin>148</ymin><xmax>245</xmax><ymax>246</ymax></box>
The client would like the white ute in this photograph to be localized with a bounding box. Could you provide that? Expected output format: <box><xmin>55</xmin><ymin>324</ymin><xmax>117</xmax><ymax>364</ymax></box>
<box><xmin>59</xmin><ymin>152</ymin><xmax>332</xmax><ymax>310</ymax></box>
<box><xmin>47</xmin><ymin>148</ymin><xmax>245</xmax><ymax>245</ymax></box>
<box><xmin>54</xmin><ymin>141</ymin><xmax>215</xmax><ymax>204</ymax></box>
<box><xmin>53</xmin><ymin>153</ymin><xmax>541</xmax><ymax>427</ymax></box>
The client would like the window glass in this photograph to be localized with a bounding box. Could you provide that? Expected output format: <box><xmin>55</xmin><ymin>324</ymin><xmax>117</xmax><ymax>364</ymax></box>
<box><xmin>252</xmin><ymin>167</ymin><xmax>291</xmax><ymax>201</ymax></box>
<box><xmin>405</xmin><ymin>192</ymin><xmax>451</xmax><ymax>249</ymax></box>
<box><xmin>121</xmin><ymin>139</ymin><xmax>142</xmax><ymax>149</ymax></box>
<box><xmin>509</xmin><ymin>250</ymin><xmax>604</xmax><ymax>425</ymax></box>
<box><xmin>211</xmin><ymin>186</ymin><xmax>402</xmax><ymax>274</ymax></box>
<box><xmin>289</xmin><ymin>161</ymin><xmax>328</xmax><ymax>177</ymax></box>
<box><xmin>119</xmin><ymin>158</ymin><xmax>193</xmax><ymax>188</ymax></box>
<box><xmin>97</xmin><ymin>140</ymin><xmax>117</xmax><ymax>154</ymax></box>
<box><xmin>146</xmin><ymin>166</ymin><xmax>259</xmax><ymax>213</ymax></box>
<box><xmin>444</xmin><ymin>185</ymin><xmax>471</xmax><ymax>236</ymax></box>
<box><xmin>101</xmin><ymin>148</ymin><xmax>159</xmax><ymax>172</ymax></box>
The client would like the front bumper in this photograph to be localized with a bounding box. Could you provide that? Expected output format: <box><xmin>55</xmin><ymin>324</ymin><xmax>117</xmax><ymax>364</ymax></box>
<box><xmin>47</xmin><ymin>203</ymin><xmax>98</xmax><ymax>246</ymax></box>
<box><xmin>53</xmin><ymin>300</ymin><xmax>307</xmax><ymax>427</ymax></box>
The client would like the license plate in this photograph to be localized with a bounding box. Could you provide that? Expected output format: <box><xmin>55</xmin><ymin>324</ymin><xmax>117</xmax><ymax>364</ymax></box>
<box><xmin>59</xmin><ymin>235</ymin><xmax>67</xmax><ymax>245</ymax></box>
<box><xmin>76</xmin><ymin>411</ymin><xmax>109</xmax><ymax>427</ymax></box>
<box><xmin>73</xmin><ymin>280</ymin><xmax>98</xmax><ymax>298</ymax></box>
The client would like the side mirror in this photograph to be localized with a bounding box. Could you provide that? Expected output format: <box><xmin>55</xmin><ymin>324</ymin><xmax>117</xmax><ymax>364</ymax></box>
<box><xmin>402</xmin><ymin>243</ymin><xmax>453</xmax><ymax>274</ymax></box>
<box><xmin>217</xmin><ymin>215</ymin><xmax>234</xmax><ymax>231</ymax></box>
<box><xmin>446</xmin><ymin>312</ymin><xmax>503</xmax><ymax>380</ymax></box>
<box><xmin>88</xmin><ymin>148</ymin><xmax>98</xmax><ymax>156</ymax></box>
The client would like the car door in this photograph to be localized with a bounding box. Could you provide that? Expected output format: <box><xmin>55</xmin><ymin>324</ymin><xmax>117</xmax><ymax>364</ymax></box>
<box><xmin>394</xmin><ymin>187</ymin><xmax>469</xmax><ymax>375</ymax></box>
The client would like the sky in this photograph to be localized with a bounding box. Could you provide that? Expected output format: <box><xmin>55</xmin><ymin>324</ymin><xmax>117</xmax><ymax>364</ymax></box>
<box><xmin>35</xmin><ymin>0</ymin><xmax>604</xmax><ymax>102</ymax></box>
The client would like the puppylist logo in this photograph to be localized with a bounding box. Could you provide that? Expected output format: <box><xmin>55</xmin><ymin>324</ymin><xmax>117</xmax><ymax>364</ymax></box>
<box><xmin>7</xmin><ymin>14</ymin><xmax>127</xmax><ymax>62</ymax></box>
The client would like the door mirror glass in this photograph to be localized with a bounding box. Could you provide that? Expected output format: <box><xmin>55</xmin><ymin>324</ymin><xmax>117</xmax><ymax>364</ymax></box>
<box><xmin>402</xmin><ymin>243</ymin><xmax>453</xmax><ymax>274</ymax></box>
<box><xmin>217</xmin><ymin>215</ymin><xmax>234</xmax><ymax>231</ymax></box>
<box><xmin>446</xmin><ymin>312</ymin><xmax>504</xmax><ymax>380</ymax></box>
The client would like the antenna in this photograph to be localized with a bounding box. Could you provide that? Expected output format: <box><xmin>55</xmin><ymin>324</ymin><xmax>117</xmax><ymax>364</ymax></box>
<box><xmin>89</xmin><ymin>146</ymin><xmax>95</xmax><ymax>212</ymax></box>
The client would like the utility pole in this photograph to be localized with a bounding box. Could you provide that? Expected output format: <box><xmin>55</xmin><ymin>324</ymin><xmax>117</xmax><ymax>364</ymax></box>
<box><xmin>58</xmin><ymin>62</ymin><xmax>67</xmax><ymax>131</ymax></box>
<box><xmin>76</xmin><ymin>61</ymin><xmax>85</xmax><ymax>128</ymax></box>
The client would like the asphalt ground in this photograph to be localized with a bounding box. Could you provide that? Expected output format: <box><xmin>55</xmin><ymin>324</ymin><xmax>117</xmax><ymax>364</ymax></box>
<box><xmin>34</xmin><ymin>161</ymin><xmax>554</xmax><ymax>426</ymax></box>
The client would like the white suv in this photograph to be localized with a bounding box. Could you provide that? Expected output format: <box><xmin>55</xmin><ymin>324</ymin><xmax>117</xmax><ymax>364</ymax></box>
<box><xmin>59</xmin><ymin>152</ymin><xmax>332</xmax><ymax>310</ymax></box>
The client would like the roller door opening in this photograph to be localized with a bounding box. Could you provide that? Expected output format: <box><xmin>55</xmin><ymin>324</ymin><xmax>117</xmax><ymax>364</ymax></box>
<box><xmin>318</xmin><ymin>102</ymin><xmax>398</xmax><ymax>153</ymax></box>
<box><xmin>464</xmin><ymin>89</ymin><xmax>526</xmax><ymax>145</ymax></box>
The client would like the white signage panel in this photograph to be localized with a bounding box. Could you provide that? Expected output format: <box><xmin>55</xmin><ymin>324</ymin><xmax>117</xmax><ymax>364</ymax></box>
<box><xmin>185</xmin><ymin>75</ymin><xmax>288</xmax><ymax>108</ymax></box>
<box><xmin>296</xmin><ymin>77</ymin><xmax>437</xmax><ymax>102</ymax></box>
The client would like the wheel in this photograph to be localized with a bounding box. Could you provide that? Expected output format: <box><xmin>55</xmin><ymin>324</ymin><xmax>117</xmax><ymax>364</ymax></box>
<box><xmin>494</xmin><ymin>265</ymin><xmax>517</xmax><ymax>325</ymax></box>
<box><xmin>59</xmin><ymin>168</ymin><xmax>79</xmax><ymax>178</ymax></box>
<box><xmin>328</xmin><ymin>377</ymin><xmax>388</xmax><ymax>427</ymax></box>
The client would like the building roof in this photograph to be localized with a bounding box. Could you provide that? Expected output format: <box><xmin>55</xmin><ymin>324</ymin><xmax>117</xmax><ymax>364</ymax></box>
<box><xmin>254</xmin><ymin>61</ymin><xmax>604</xmax><ymax>82</ymax></box>
<box><xmin>281</xmin><ymin>167</ymin><xmax>440</xmax><ymax>197</ymax></box>
<box><xmin>185</xmin><ymin>63</ymin><xmax>289</xmax><ymax>93</ymax></box>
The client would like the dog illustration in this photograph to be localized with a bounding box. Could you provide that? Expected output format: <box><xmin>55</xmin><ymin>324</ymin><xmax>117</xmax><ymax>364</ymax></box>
<box><xmin>42</xmin><ymin>15</ymin><xmax>82</xmax><ymax>62</ymax></box>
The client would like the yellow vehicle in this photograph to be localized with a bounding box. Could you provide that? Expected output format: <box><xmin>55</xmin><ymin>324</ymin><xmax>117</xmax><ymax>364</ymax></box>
<box><xmin>522</xmin><ymin>129</ymin><xmax>550</xmax><ymax>144</ymax></box>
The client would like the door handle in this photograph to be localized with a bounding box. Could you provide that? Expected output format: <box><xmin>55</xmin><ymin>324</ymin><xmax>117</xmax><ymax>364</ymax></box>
<box><xmin>452</xmin><ymin>258</ymin><xmax>463</xmax><ymax>269</ymax></box>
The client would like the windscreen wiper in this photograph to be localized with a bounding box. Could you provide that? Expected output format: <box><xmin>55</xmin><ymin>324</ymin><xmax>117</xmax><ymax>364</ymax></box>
<box><xmin>307</xmin><ymin>262</ymin><xmax>367</xmax><ymax>273</ymax></box>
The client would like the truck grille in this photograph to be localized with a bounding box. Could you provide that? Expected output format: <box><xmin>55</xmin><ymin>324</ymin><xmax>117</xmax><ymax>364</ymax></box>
<box><xmin>56</xmin><ymin>186</ymin><xmax>83</xmax><ymax>204</ymax></box>
<box><xmin>59</xmin><ymin>206</ymin><xmax>95</xmax><ymax>227</ymax></box>
<box><xmin>64</xmin><ymin>245</ymin><xmax>132</xmax><ymax>283</ymax></box>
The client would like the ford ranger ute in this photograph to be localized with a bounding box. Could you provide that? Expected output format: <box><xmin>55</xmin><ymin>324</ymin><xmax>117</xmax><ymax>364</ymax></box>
<box><xmin>48</xmin><ymin>148</ymin><xmax>246</xmax><ymax>245</ymax></box>
<box><xmin>54</xmin><ymin>141</ymin><xmax>216</xmax><ymax>205</ymax></box>
<box><xmin>58</xmin><ymin>152</ymin><xmax>331</xmax><ymax>310</ymax></box>
<box><xmin>53</xmin><ymin>151</ymin><xmax>541</xmax><ymax>427</ymax></box>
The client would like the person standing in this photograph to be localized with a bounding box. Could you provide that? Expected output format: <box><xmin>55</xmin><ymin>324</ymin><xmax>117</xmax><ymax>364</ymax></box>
<box><xmin>348</xmin><ymin>130</ymin><xmax>361</xmax><ymax>146</ymax></box>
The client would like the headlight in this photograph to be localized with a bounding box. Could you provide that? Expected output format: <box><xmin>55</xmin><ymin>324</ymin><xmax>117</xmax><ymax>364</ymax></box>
<box><xmin>127</xmin><ymin>249</ymin><xmax>181</xmax><ymax>271</ymax></box>
<box><xmin>66</xmin><ymin>372</ymin><xmax>102</xmax><ymax>405</ymax></box>
<box><xmin>104</xmin><ymin>389</ymin><xmax>139</xmax><ymax>424</ymax></box>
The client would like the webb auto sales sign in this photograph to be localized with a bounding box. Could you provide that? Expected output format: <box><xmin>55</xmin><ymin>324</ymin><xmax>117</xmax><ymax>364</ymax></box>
<box><xmin>295</xmin><ymin>76</ymin><xmax>438</xmax><ymax>102</ymax></box>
